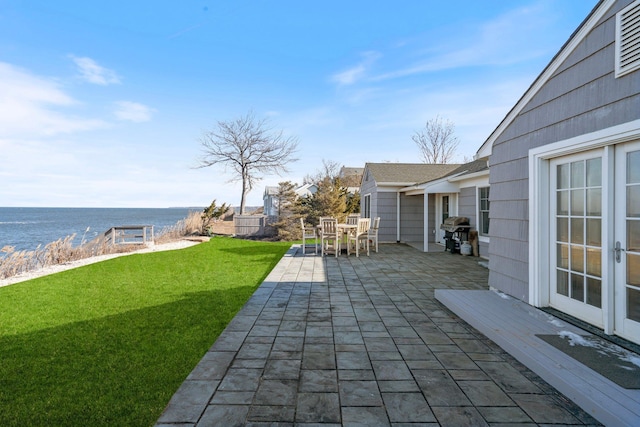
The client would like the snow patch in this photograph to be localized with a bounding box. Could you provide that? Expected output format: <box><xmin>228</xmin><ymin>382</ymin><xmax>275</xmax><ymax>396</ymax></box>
<box><xmin>491</xmin><ymin>288</ymin><xmax>511</xmax><ymax>299</ymax></box>
<box><xmin>556</xmin><ymin>330</ymin><xmax>640</xmax><ymax>368</ymax></box>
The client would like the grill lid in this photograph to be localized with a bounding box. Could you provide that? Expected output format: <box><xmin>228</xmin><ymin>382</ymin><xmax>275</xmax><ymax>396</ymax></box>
<box><xmin>440</xmin><ymin>216</ymin><xmax>470</xmax><ymax>232</ymax></box>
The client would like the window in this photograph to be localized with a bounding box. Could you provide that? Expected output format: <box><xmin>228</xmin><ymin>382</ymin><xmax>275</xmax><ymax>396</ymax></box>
<box><xmin>615</xmin><ymin>0</ymin><xmax>640</xmax><ymax>78</ymax></box>
<box><xmin>478</xmin><ymin>187</ymin><xmax>490</xmax><ymax>235</ymax></box>
<box><xmin>363</xmin><ymin>194</ymin><xmax>371</xmax><ymax>218</ymax></box>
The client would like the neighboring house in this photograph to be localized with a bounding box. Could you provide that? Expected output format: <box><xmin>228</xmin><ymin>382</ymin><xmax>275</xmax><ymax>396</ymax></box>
<box><xmin>339</xmin><ymin>166</ymin><xmax>364</xmax><ymax>194</ymax></box>
<box><xmin>262</xmin><ymin>183</ymin><xmax>318</xmax><ymax>216</ymax></box>
<box><xmin>262</xmin><ymin>186</ymin><xmax>279</xmax><ymax>217</ymax></box>
<box><xmin>294</xmin><ymin>183</ymin><xmax>318</xmax><ymax>198</ymax></box>
<box><xmin>360</xmin><ymin>163</ymin><xmax>461</xmax><ymax>245</ymax></box>
<box><xmin>475</xmin><ymin>0</ymin><xmax>640</xmax><ymax>346</ymax></box>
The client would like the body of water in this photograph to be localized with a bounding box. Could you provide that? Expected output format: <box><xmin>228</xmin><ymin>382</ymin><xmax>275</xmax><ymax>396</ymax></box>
<box><xmin>0</xmin><ymin>207</ymin><xmax>201</xmax><ymax>252</ymax></box>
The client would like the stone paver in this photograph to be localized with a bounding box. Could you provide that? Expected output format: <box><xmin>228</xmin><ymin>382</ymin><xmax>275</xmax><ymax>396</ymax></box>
<box><xmin>156</xmin><ymin>244</ymin><xmax>602</xmax><ymax>426</ymax></box>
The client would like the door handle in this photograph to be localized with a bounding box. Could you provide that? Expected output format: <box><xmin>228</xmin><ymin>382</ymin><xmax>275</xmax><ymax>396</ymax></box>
<box><xmin>614</xmin><ymin>241</ymin><xmax>626</xmax><ymax>263</ymax></box>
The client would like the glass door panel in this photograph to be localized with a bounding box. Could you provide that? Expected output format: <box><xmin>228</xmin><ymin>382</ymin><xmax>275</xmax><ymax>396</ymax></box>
<box><xmin>550</xmin><ymin>152</ymin><xmax>604</xmax><ymax>326</ymax></box>
<box><xmin>615</xmin><ymin>142</ymin><xmax>640</xmax><ymax>343</ymax></box>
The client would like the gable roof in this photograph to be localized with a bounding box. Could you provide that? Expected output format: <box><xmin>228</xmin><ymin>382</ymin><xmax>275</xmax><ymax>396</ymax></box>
<box><xmin>476</xmin><ymin>0</ymin><xmax>610</xmax><ymax>158</ymax></box>
<box><xmin>442</xmin><ymin>158</ymin><xmax>489</xmax><ymax>180</ymax></box>
<box><xmin>339</xmin><ymin>166</ymin><xmax>364</xmax><ymax>177</ymax></box>
<box><xmin>364</xmin><ymin>162</ymin><xmax>461</xmax><ymax>185</ymax></box>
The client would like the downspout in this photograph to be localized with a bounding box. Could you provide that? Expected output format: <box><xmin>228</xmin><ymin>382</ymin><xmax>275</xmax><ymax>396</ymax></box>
<box><xmin>396</xmin><ymin>191</ymin><xmax>400</xmax><ymax>243</ymax></box>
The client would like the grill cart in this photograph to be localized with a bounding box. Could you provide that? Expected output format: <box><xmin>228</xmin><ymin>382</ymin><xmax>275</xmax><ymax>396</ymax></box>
<box><xmin>440</xmin><ymin>216</ymin><xmax>471</xmax><ymax>254</ymax></box>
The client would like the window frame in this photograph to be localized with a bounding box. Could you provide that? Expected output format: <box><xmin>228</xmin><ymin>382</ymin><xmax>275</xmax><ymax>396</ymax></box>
<box><xmin>478</xmin><ymin>186</ymin><xmax>490</xmax><ymax>240</ymax></box>
<box><xmin>363</xmin><ymin>193</ymin><xmax>371</xmax><ymax>218</ymax></box>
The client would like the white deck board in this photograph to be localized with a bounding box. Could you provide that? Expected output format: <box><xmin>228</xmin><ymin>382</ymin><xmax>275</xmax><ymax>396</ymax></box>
<box><xmin>435</xmin><ymin>289</ymin><xmax>640</xmax><ymax>427</ymax></box>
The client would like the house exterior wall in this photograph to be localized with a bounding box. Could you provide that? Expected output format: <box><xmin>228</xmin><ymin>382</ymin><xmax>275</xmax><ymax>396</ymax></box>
<box><xmin>376</xmin><ymin>191</ymin><xmax>399</xmax><ymax>243</ymax></box>
<box><xmin>360</xmin><ymin>169</ymin><xmax>401</xmax><ymax>243</ymax></box>
<box><xmin>458</xmin><ymin>186</ymin><xmax>490</xmax><ymax>257</ymax></box>
<box><xmin>263</xmin><ymin>194</ymin><xmax>277</xmax><ymax>217</ymax></box>
<box><xmin>488</xmin><ymin>0</ymin><xmax>640</xmax><ymax>300</ymax></box>
<box><xmin>399</xmin><ymin>194</ymin><xmax>424</xmax><ymax>243</ymax></box>
<box><xmin>459</xmin><ymin>186</ymin><xmax>477</xmax><ymax>229</ymax></box>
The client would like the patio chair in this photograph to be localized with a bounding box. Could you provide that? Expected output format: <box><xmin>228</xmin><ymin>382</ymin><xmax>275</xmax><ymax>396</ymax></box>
<box><xmin>319</xmin><ymin>217</ymin><xmax>340</xmax><ymax>257</ymax></box>
<box><xmin>346</xmin><ymin>214</ymin><xmax>360</xmax><ymax>226</ymax></box>
<box><xmin>300</xmin><ymin>218</ymin><xmax>317</xmax><ymax>254</ymax></box>
<box><xmin>368</xmin><ymin>217</ymin><xmax>380</xmax><ymax>253</ymax></box>
<box><xmin>347</xmin><ymin>217</ymin><xmax>370</xmax><ymax>257</ymax></box>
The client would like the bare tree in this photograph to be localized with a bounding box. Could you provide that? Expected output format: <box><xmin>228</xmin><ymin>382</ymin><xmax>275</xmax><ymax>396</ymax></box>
<box><xmin>412</xmin><ymin>116</ymin><xmax>459</xmax><ymax>164</ymax></box>
<box><xmin>303</xmin><ymin>159</ymin><xmax>341</xmax><ymax>185</ymax></box>
<box><xmin>196</xmin><ymin>112</ymin><xmax>298</xmax><ymax>214</ymax></box>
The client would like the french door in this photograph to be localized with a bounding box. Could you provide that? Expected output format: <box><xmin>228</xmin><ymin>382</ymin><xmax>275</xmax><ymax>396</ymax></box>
<box><xmin>550</xmin><ymin>141</ymin><xmax>640</xmax><ymax>344</ymax></box>
<box><xmin>550</xmin><ymin>150</ymin><xmax>604</xmax><ymax>327</ymax></box>
<box><xmin>614</xmin><ymin>141</ymin><xmax>640</xmax><ymax>342</ymax></box>
<box><xmin>438</xmin><ymin>194</ymin><xmax>453</xmax><ymax>244</ymax></box>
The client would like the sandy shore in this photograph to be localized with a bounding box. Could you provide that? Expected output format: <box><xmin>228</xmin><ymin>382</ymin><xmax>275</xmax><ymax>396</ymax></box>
<box><xmin>0</xmin><ymin>239</ymin><xmax>202</xmax><ymax>288</ymax></box>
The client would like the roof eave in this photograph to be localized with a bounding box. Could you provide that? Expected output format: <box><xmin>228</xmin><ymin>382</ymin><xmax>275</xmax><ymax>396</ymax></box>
<box><xmin>448</xmin><ymin>169</ymin><xmax>490</xmax><ymax>182</ymax></box>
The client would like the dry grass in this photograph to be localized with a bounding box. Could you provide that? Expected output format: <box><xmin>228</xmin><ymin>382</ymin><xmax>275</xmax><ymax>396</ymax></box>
<box><xmin>0</xmin><ymin>211</ymin><xmax>208</xmax><ymax>280</ymax></box>
<box><xmin>154</xmin><ymin>210</ymin><xmax>203</xmax><ymax>244</ymax></box>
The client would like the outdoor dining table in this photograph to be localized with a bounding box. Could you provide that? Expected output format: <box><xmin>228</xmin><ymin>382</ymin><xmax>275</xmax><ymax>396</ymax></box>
<box><xmin>317</xmin><ymin>222</ymin><xmax>357</xmax><ymax>256</ymax></box>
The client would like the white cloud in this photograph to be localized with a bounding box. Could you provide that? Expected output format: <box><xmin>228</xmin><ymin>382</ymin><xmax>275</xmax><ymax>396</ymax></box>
<box><xmin>371</xmin><ymin>3</ymin><xmax>558</xmax><ymax>81</ymax></box>
<box><xmin>69</xmin><ymin>55</ymin><xmax>121</xmax><ymax>85</ymax></box>
<box><xmin>331</xmin><ymin>51</ymin><xmax>381</xmax><ymax>86</ymax></box>
<box><xmin>114</xmin><ymin>101</ymin><xmax>155</xmax><ymax>122</ymax></box>
<box><xmin>0</xmin><ymin>62</ymin><xmax>106</xmax><ymax>137</ymax></box>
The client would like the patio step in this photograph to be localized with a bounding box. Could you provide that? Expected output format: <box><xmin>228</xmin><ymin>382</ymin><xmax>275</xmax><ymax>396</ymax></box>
<box><xmin>435</xmin><ymin>289</ymin><xmax>640</xmax><ymax>427</ymax></box>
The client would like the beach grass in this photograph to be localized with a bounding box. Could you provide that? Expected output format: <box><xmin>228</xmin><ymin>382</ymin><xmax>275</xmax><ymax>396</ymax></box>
<box><xmin>0</xmin><ymin>237</ymin><xmax>291</xmax><ymax>426</ymax></box>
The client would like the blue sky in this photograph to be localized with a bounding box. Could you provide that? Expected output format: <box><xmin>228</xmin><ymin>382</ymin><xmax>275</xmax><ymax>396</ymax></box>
<box><xmin>0</xmin><ymin>1</ymin><xmax>597</xmax><ymax>208</ymax></box>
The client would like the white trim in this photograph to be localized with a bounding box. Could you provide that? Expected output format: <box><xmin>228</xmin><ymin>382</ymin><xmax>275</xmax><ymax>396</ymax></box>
<box><xmin>604</xmin><ymin>145</ymin><xmax>615</xmax><ymax>335</ymax></box>
<box><xmin>377</xmin><ymin>187</ymin><xmax>409</xmax><ymax>193</ymax></box>
<box><xmin>448</xmin><ymin>169</ymin><xmax>489</xmax><ymax>182</ymax></box>
<box><xmin>379</xmin><ymin>182</ymin><xmax>424</xmax><ymax>187</ymax></box>
<box><xmin>459</xmin><ymin>175</ymin><xmax>489</xmax><ymax>189</ymax></box>
<box><xmin>529</xmin><ymin>120</ymin><xmax>640</xmax><ymax>309</ymax></box>
<box><xmin>478</xmin><ymin>0</ymin><xmax>615</xmax><ymax>158</ymax></box>
<box><xmin>423</xmin><ymin>194</ymin><xmax>430</xmax><ymax>252</ymax></box>
<box><xmin>396</xmin><ymin>191</ymin><xmax>401</xmax><ymax>242</ymax></box>
<box><xmin>362</xmin><ymin>193</ymin><xmax>371</xmax><ymax>218</ymax></box>
<box><xmin>477</xmin><ymin>185</ymin><xmax>491</xmax><ymax>242</ymax></box>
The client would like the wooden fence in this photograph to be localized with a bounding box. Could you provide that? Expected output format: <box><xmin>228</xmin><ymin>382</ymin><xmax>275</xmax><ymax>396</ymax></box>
<box><xmin>234</xmin><ymin>215</ymin><xmax>276</xmax><ymax>237</ymax></box>
<box><xmin>104</xmin><ymin>225</ymin><xmax>154</xmax><ymax>245</ymax></box>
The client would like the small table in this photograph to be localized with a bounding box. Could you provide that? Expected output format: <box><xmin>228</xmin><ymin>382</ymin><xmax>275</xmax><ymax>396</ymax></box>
<box><xmin>317</xmin><ymin>223</ymin><xmax>357</xmax><ymax>256</ymax></box>
<box><xmin>338</xmin><ymin>224</ymin><xmax>357</xmax><ymax>254</ymax></box>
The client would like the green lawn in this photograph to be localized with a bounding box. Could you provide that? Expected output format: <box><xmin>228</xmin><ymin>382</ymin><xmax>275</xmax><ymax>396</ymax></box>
<box><xmin>0</xmin><ymin>237</ymin><xmax>291</xmax><ymax>426</ymax></box>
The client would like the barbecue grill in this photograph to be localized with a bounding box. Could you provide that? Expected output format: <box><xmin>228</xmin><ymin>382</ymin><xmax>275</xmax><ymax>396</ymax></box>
<box><xmin>440</xmin><ymin>216</ymin><xmax>470</xmax><ymax>253</ymax></box>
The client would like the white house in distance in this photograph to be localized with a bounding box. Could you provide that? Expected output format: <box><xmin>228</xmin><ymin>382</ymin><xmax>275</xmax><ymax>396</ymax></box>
<box><xmin>262</xmin><ymin>183</ymin><xmax>318</xmax><ymax>216</ymax></box>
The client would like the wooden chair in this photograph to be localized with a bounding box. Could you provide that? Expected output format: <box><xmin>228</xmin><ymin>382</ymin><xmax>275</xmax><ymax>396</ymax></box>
<box><xmin>344</xmin><ymin>214</ymin><xmax>360</xmax><ymax>241</ymax></box>
<box><xmin>300</xmin><ymin>218</ymin><xmax>317</xmax><ymax>254</ymax></box>
<box><xmin>346</xmin><ymin>214</ymin><xmax>360</xmax><ymax>226</ymax></box>
<box><xmin>319</xmin><ymin>217</ymin><xmax>340</xmax><ymax>257</ymax></box>
<box><xmin>347</xmin><ymin>217</ymin><xmax>370</xmax><ymax>257</ymax></box>
<box><xmin>368</xmin><ymin>217</ymin><xmax>380</xmax><ymax>253</ymax></box>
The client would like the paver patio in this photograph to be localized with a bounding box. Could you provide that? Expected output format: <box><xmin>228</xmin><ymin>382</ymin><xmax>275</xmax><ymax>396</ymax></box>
<box><xmin>156</xmin><ymin>244</ymin><xmax>601</xmax><ymax>426</ymax></box>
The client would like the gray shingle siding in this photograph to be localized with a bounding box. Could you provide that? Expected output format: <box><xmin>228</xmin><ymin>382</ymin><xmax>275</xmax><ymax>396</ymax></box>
<box><xmin>458</xmin><ymin>187</ymin><xmax>477</xmax><ymax>229</ymax></box>
<box><xmin>488</xmin><ymin>268</ymin><xmax>529</xmax><ymax>302</ymax></box>
<box><xmin>400</xmin><ymin>194</ymin><xmax>424</xmax><ymax>243</ymax></box>
<box><xmin>377</xmin><ymin>192</ymin><xmax>398</xmax><ymax>243</ymax></box>
<box><xmin>487</xmin><ymin>0</ymin><xmax>640</xmax><ymax>297</ymax></box>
